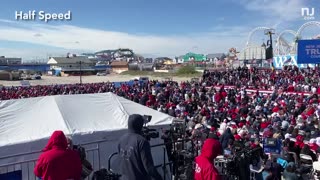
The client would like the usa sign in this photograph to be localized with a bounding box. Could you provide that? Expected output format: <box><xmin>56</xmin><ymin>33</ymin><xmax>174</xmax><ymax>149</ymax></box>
<box><xmin>273</xmin><ymin>55</ymin><xmax>315</xmax><ymax>69</ymax></box>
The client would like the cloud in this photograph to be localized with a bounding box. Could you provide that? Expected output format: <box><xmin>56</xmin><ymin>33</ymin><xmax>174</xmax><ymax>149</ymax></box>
<box><xmin>0</xmin><ymin>47</ymin><xmax>68</xmax><ymax>61</ymax></box>
<box><xmin>238</xmin><ymin>0</ymin><xmax>305</xmax><ymax>22</ymax></box>
<box><xmin>33</xmin><ymin>33</ymin><xmax>43</xmax><ymax>37</ymax></box>
<box><xmin>0</xmin><ymin>19</ymin><xmax>249</xmax><ymax>59</ymax></box>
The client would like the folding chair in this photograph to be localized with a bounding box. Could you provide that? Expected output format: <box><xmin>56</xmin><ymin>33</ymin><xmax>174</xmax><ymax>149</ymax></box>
<box><xmin>300</xmin><ymin>154</ymin><xmax>314</xmax><ymax>168</ymax></box>
<box><xmin>300</xmin><ymin>153</ymin><xmax>314</xmax><ymax>179</ymax></box>
<box><xmin>287</xmin><ymin>151</ymin><xmax>299</xmax><ymax>165</ymax></box>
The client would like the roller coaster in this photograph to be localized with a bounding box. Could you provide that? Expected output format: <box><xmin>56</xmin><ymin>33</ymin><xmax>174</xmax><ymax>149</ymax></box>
<box><xmin>245</xmin><ymin>21</ymin><xmax>320</xmax><ymax>56</ymax></box>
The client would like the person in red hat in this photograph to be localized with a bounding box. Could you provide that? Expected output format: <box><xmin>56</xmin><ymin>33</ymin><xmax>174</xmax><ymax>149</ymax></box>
<box><xmin>234</xmin><ymin>134</ymin><xmax>242</xmax><ymax>141</ymax></box>
<box><xmin>194</xmin><ymin>139</ymin><xmax>222</xmax><ymax>180</ymax></box>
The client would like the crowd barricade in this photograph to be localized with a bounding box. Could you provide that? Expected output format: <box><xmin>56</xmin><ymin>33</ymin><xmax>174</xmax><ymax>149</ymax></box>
<box><xmin>0</xmin><ymin>137</ymin><xmax>170</xmax><ymax>180</ymax></box>
<box><xmin>214</xmin><ymin>156</ymin><xmax>261</xmax><ymax>179</ymax></box>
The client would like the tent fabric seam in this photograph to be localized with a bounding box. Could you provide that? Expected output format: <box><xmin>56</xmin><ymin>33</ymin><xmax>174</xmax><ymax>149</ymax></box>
<box><xmin>52</xmin><ymin>96</ymin><xmax>73</xmax><ymax>134</ymax></box>
<box><xmin>111</xmin><ymin>93</ymin><xmax>129</xmax><ymax>117</ymax></box>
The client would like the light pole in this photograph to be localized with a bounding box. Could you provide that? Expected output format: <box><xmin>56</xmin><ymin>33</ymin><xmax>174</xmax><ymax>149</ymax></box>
<box><xmin>264</xmin><ymin>29</ymin><xmax>275</xmax><ymax>60</ymax></box>
<box><xmin>261</xmin><ymin>42</ymin><xmax>266</xmax><ymax>67</ymax></box>
<box><xmin>77</xmin><ymin>61</ymin><xmax>82</xmax><ymax>84</ymax></box>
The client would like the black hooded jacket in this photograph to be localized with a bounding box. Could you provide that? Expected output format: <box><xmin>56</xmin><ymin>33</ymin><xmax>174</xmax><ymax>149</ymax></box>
<box><xmin>118</xmin><ymin>114</ymin><xmax>162</xmax><ymax>180</ymax></box>
<box><xmin>219</xmin><ymin>128</ymin><xmax>234</xmax><ymax>150</ymax></box>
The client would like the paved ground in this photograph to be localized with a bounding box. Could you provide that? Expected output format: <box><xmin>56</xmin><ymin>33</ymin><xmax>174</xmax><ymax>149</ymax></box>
<box><xmin>0</xmin><ymin>75</ymin><xmax>196</xmax><ymax>86</ymax></box>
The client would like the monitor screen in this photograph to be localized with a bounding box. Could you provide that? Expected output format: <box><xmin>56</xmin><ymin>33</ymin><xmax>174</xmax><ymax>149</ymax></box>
<box><xmin>224</xmin><ymin>149</ymin><xmax>232</xmax><ymax>155</ymax></box>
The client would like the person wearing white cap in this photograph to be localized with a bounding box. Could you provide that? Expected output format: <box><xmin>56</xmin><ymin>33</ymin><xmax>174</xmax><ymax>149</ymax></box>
<box><xmin>219</xmin><ymin>119</ymin><xmax>227</xmax><ymax>134</ymax></box>
<box><xmin>308</xmin><ymin>138</ymin><xmax>319</xmax><ymax>152</ymax></box>
<box><xmin>316</xmin><ymin>137</ymin><xmax>320</xmax><ymax>147</ymax></box>
<box><xmin>284</xmin><ymin>133</ymin><xmax>291</xmax><ymax>140</ymax></box>
<box><xmin>195</xmin><ymin>123</ymin><xmax>203</xmax><ymax>130</ymax></box>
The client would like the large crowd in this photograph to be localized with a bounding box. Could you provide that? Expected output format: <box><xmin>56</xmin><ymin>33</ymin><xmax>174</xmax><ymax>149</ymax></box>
<box><xmin>1</xmin><ymin>66</ymin><xmax>320</xmax><ymax>179</ymax></box>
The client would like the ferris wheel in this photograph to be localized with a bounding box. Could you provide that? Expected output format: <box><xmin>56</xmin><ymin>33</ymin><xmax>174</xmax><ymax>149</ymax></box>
<box><xmin>275</xmin><ymin>30</ymin><xmax>297</xmax><ymax>56</ymax></box>
<box><xmin>246</xmin><ymin>27</ymin><xmax>271</xmax><ymax>46</ymax></box>
<box><xmin>296</xmin><ymin>21</ymin><xmax>320</xmax><ymax>39</ymax></box>
<box><xmin>246</xmin><ymin>21</ymin><xmax>320</xmax><ymax>57</ymax></box>
<box><xmin>246</xmin><ymin>27</ymin><xmax>293</xmax><ymax>56</ymax></box>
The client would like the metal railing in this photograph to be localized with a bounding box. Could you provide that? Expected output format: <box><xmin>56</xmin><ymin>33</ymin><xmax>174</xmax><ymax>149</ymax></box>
<box><xmin>0</xmin><ymin>140</ymin><xmax>103</xmax><ymax>180</ymax></box>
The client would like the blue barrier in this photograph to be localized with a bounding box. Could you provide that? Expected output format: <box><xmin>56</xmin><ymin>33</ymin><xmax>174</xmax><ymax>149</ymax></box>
<box><xmin>0</xmin><ymin>65</ymin><xmax>50</xmax><ymax>72</ymax></box>
<box><xmin>113</xmin><ymin>80</ymin><xmax>145</xmax><ymax>88</ymax></box>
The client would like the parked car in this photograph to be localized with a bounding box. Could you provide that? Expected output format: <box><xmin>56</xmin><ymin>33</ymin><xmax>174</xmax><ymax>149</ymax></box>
<box><xmin>132</xmin><ymin>76</ymin><xmax>149</xmax><ymax>83</ymax></box>
<box><xmin>32</xmin><ymin>74</ymin><xmax>41</xmax><ymax>80</ymax></box>
<box><xmin>20</xmin><ymin>74</ymin><xmax>31</xmax><ymax>80</ymax></box>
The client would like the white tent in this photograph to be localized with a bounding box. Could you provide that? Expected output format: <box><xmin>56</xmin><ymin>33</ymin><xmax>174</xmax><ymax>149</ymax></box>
<box><xmin>0</xmin><ymin>93</ymin><xmax>174</xmax><ymax>179</ymax></box>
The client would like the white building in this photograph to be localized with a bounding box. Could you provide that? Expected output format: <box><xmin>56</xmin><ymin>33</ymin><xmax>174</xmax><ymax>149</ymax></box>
<box><xmin>47</xmin><ymin>56</ymin><xmax>96</xmax><ymax>74</ymax></box>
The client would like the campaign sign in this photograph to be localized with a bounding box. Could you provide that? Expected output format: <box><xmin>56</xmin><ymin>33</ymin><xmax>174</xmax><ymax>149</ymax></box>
<box><xmin>263</xmin><ymin>138</ymin><xmax>281</xmax><ymax>154</ymax></box>
<box><xmin>297</xmin><ymin>39</ymin><xmax>320</xmax><ymax>64</ymax></box>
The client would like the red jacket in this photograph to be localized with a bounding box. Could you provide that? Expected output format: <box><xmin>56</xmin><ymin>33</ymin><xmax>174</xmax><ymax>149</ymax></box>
<box><xmin>310</xmin><ymin>143</ymin><xmax>319</xmax><ymax>152</ymax></box>
<box><xmin>194</xmin><ymin>139</ymin><xmax>221</xmax><ymax>180</ymax></box>
<box><xmin>260</xmin><ymin>122</ymin><xmax>270</xmax><ymax>129</ymax></box>
<box><xmin>306</xmin><ymin>107</ymin><xmax>315</xmax><ymax>116</ymax></box>
<box><xmin>214</xmin><ymin>93</ymin><xmax>222</xmax><ymax>103</ymax></box>
<box><xmin>34</xmin><ymin>131</ymin><xmax>82</xmax><ymax>180</ymax></box>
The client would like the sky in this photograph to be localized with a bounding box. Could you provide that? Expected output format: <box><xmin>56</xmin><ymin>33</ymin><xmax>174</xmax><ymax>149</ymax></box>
<box><xmin>0</xmin><ymin>0</ymin><xmax>319</xmax><ymax>60</ymax></box>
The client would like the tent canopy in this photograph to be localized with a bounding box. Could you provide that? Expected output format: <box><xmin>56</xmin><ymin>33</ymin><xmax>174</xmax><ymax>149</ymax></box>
<box><xmin>0</xmin><ymin>92</ymin><xmax>174</xmax><ymax>148</ymax></box>
<box><xmin>0</xmin><ymin>93</ymin><xmax>174</xmax><ymax>179</ymax></box>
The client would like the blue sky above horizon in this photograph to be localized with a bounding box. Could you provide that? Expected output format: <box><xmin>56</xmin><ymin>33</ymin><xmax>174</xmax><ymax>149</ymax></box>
<box><xmin>0</xmin><ymin>0</ymin><xmax>319</xmax><ymax>60</ymax></box>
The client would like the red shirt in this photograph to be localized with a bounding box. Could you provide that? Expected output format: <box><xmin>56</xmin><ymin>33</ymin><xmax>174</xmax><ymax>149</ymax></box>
<box><xmin>306</xmin><ymin>107</ymin><xmax>315</xmax><ymax>116</ymax></box>
<box><xmin>310</xmin><ymin>143</ymin><xmax>319</xmax><ymax>152</ymax></box>
<box><xmin>260</xmin><ymin>122</ymin><xmax>270</xmax><ymax>129</ymax></box>
<box><xmin>214</xmin><ymin>93</ymin><xmax>222</xmax><ymax>103</ymax></box>
<box><xmin>287</xmin><ymin>85</ymin><xmax>294</xmax><ymax>92</ymax></box>
<box><xmin>221</xmin><ymin>91</ymin><xmax>227</xmax><ymax>98</ymax></box>
<box><xmin>272</xmin><ymin>106</ymin><xmax>279</xmax><ymax>113</ymax></box>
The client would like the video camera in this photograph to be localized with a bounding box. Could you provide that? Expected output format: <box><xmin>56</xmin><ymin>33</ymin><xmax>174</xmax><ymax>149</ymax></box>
<box><xmin>224</xmin><ymin>146</ymin><xmax>263</xmax><ymax>178</ymax></box>
<box><xmin>161</xmin><ymin>120</ymin><xmax>186</xmax><ymax>141</ymax></box>
<box><xmin>141</xmin><ymin>115</ymin><xmax>159</xmax><ymax>141</ymax></box>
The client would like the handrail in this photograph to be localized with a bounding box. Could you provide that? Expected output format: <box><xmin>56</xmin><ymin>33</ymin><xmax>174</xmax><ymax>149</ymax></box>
<box><xmin>0</xmin><ymin>147</ymin><xmax>99</xmax><ymax>168</ymax></box>
<box><xmin>0</xmin><ymin>138</ymin><xmax>112</xmax><ymax>160</ymax></box>
<box><xmin>0</xmin><ymin>159</ymin><xmax>37</xmax><ymax>168</ymax></box>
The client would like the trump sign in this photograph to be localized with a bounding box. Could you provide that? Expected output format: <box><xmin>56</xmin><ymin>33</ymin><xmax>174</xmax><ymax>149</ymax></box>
<box><xmin>297</xmin><ymin>39</ymin><xmax>320</xmax><ymax>64</ymax></box>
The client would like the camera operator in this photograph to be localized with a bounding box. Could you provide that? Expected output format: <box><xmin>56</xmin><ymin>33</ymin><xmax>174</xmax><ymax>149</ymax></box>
<box><xmin>118</xmin><ymin>114</ymin><xmax>162</xmax><ymax>180</ymax></box>
<box><xmin>66</xmin><ymin>137</ymin><xmax>93</xmax><ymax>180</ymax></box>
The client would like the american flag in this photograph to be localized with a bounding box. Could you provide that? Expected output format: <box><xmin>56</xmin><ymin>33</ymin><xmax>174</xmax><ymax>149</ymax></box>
<box><xmin>283</xmin><ymin>57</ymin><xmax>292</xmax><ymax>65</ymax></box>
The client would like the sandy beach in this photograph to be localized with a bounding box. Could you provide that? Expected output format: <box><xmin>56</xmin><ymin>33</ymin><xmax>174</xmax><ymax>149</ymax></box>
<box><xmin>0</xmin><ymin>74</ymin><xmax>197</xmax><ymax>86</ymax></box>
